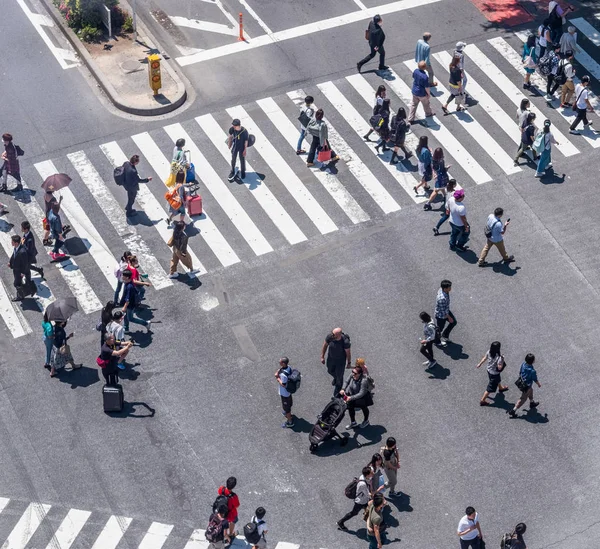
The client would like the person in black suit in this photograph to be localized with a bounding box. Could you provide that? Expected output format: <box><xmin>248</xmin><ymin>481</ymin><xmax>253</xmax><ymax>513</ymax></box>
<box><xmin>8</xmin><ymin>234</ymin><xmax>32</xmax><ymax>301</ymax></box>
<box><xmin>123</xmin><ymin>154</ymin><xmax>152</xmax><ymax>218</ymax></box>
<box><xmin>357</xmin><ymin>15</ymin><xmax>388</xmax><ymax>73</ymax></box>
<box><xmin>21</xmin><ymin>221</ymin><xmax>43</xmax><ymax>279</ymax></box>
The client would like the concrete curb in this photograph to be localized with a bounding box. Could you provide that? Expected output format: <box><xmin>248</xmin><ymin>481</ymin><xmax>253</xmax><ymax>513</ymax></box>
<box><xmin>40</xmin><ymin>0</ymin><xmax>189</xmax><ymax>116</ymax></box>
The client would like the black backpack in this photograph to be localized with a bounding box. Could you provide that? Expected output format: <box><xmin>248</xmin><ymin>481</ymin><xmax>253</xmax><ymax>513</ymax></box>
<box><xmin>15</xmin><ymin>145</ymin><xmax>24</xmax><ymax>157</ymax></box>
<box><xmin>212</xmin><ymin>493</ymin><xmax>229</xmax><ymax>513</ymax></box>
<box><xmin>113</xmin><ymin>163</ymin><xmax>126</xmax><ymax>186</ymax></box>
<box><xmin>298</xmin><ymin>107</ymin><xmax>314</xmax><ymax>127</ymax></box>
<box><xmin>537</xmin><ymin>52</ymin><xmax>553</xmax><ymax>76</ymax></box>
<box><xmin>285</xmin><ymin>368</ymin><xmax>302</xmax><ymax>394</ymax></box>
<box><xmin>345</xmin><ymin>477</ymin><xmax>360</xmax><ymax>499</ymax></box>
<box><xmin>555</xmin><ymin>59</ymin><xmax>568</xmax><ymax>85</ymax></box>
<box><xmin>243</xmin><ymin>519</ymin><xmax>265</xmax><ymax>544</ymax></box>
<box><xmin>500</xmin><ymin>531</ymin><xmax>515</xmax><ymax>548</ymax></box>
<box><xmin>369</xmin><ymin>113</ymin><xmax>384</xmax><ymax>130</ymax></box>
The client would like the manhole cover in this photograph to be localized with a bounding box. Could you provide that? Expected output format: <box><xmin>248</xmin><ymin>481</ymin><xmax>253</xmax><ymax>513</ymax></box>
<box><xmin>121</xmin><ymin>60</ymin><xmax>143</xmax><ymax>73</ymax></box>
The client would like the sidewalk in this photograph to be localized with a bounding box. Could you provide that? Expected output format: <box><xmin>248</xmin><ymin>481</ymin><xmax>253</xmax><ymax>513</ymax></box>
<box><xmin>41</xmin><ymin>0</ymin><xmax>188</xmax><ymax>116</ymax></box>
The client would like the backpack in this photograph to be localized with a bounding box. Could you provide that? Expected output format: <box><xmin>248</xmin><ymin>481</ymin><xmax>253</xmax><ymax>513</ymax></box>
<box><xmin>555</xmin><ymin>59</ymin><xmax>568</xmax><ymax>85</ymax></box>
<box><xmin>366</xmin><ymin>375</ymin><xmax>375</xmax><ymax>392</ymax></box>
<box><xmin>484</xmin><ymin>219</ymin><xmax>501</xmax><ymax>239</ymax></box>
<box><xmin>165</xmin><ymin>185</ymin><xmax>183</xmax><ymax>209</ymax></box>
<box><xmin>428</xmin><ymin>320</ymin><xmax>441</xmax><ymax>345</ymax></box>
<box><xmin>243</xmin><ymin>519</ymin><xmax>265</xmax><ymax>544</ymax></box>
<box><xmin>212</xmin><ymin>493</ymin><xmax>230</xmax><ymax>514</ymax></box>
<box><xmin>205</xmin><ymin>513</ymin><xmax>225</xmax><ymax>543</ymax></box>
<box><xmin>537</xmin><ymin>52</ymin><xmax>553</xmax><ymax>76</ymax></box>
<box><xmin>298</xmin><ymin>107</ymin><xmax>314</xmax><ymax>127</ymax></box>
<box><xmin>500</xmin><ymin>531</ymin><xmax>515</xmax><ymax>548</ymax></box>
<box><xmin>369</xmin><ymin>113</ymin><xmax>384</xmax><ymax>130</ymax></box>
<box><xmin>532</xmin><ymin>131</ymin><xmax>547</xmax><ymax>155</ymax></box>
<box><xmin>15</xmin><ymin>145</ymin><xmax>24</xmax><ymax>157</ymax></box>
<box><xmin>113</xmin><ymin>163</ymin><xmax>126</xmax><ymax>186</ymax></box>
<box><xmin>344</xmin><ymin>477</ymin><xmax>360</xmax><ymax>499</ymax></box>
<box><xmin>248</xmin><ymin>134</ymin><xmax>256</xmax><ymax>147</ymax></box>
<box><xmin>548</xmin><ymin>4</ymin><xmax>561</xmax><ymax>28</ymax></box>
<box><xmin>285</xmin><ymin>368</ymin><xmax>302</xmax><ymax>394</ymax></box>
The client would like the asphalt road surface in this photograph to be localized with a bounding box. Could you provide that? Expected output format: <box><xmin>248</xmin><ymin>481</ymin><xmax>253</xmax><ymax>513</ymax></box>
<box><xmin>1</xmin><ymin>0</ymin><xmax>600</xmax><ymax>548</ymax></box>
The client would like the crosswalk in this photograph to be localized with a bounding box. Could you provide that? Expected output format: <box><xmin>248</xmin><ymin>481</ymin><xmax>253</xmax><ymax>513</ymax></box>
<box><xmin>2</xmin><ymin>17</ymin><xmax>600</xmax><ymax>338</ymax></box>
<box><xmin>0</xmin><ymin>496</ymin><xmax>315</xmax><ymax>549</ymax></box>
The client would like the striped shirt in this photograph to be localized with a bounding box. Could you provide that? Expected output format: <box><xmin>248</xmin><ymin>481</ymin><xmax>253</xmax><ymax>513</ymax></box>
<box><xmin>435</xmin><ymin>288</ymin><xmax>450</xmax><ymax>319</ymax></box>
<box><xmin>415</xmin><ymin>39</ymin><xmax>431</xmax><ymax>65</ymax></box>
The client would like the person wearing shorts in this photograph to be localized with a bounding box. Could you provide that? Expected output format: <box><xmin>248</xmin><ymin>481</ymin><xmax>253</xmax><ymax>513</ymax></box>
<box><xmin>276</xmin><ymin>357</ymin><xmax>294</xmax><ymax>428</ymax></box>
<box><xmin>476</xmin><ymin>341</ymin><xmax>509</xmax><ymax>406</ymax></box>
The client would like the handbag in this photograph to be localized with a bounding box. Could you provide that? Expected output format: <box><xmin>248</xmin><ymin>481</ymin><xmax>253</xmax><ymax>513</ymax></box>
<box><xmin>59</xmin><ymin>344</ymin><xmax>70</xmax><ymax>356</ymax></box>
<box><xmin>165</xmin><ymin>171</ymin><xmax>177</xmax><ymax>188</ymax></box>
<box><xmin>573</xmin><ymin>89</ymin><xmax>585</xmax><ymax>112</ymax></box>
<box><xmin>96</xmin><ymin>356</ymin><xmax>109</xmax><ymax>368</ymax></box>
<box><xmin>515</xmin><ymin>375</ymin><xmax>528</xmax><ymax>392</ymax></box>
<box><xmin>317</xmin><ymin>145</ymin><xmax>332</xmax><ymax>163</ymax></box>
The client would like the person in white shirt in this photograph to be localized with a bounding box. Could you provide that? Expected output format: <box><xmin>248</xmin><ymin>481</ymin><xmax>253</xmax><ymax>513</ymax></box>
<box><xmin>457</xmin><ymin>506</ymin><xmax>483</xmax><ymax>549</ymax></box>
<box><xmin>275</xmin><ymin>357</ymin><xmax>294</xmax><ymax>428</ymax></box>
<box><xmin>337</xmin><ymin>468</ymin><xmax>374</xmax><ymax>531</ymax></box>
<box><xmin>478</xmin><ymin>208</ymin><xmax>515</xmax><ymax>266</ymax></box>
<box><xmin>454</xmin><ymin>41</ymin><xmax>471</xmax><ymax>101</ymax></box>
<box><xmin>569</xmin><ymin>76</ymin><xmax>597</xmax><ymax>134</ymax></box>
<box><xmin>296</xmin><ymin>96</ymin><xmax>315</xmax><ymax>155</ymax></box>
<box><xmin>537</xmin><ymin>19</ymin><xmax>552</xmax><ymax>59</ymax></box>
<box><xmin>249</xmin><ymin>507</ymin><xmax>268</xmax><ymax>549</ymax></box>
<box><xmin>559</xmin><ymin>26</ymin><xmax>579</xmax><ymax>55</ymax></box>
<box><xmin>448</xmin><ymin>189</ymin><xmax>470</xmax><ymax>252</ymax></box>
<box><xmin>559</xmin><ymin>50</ymin><xmax>576</xmax><ymax>107</ymax></box>
<box><xmin>106</xmin><ymin>311</ymin><xmax>131</xmax><ymax>370</ymax></box>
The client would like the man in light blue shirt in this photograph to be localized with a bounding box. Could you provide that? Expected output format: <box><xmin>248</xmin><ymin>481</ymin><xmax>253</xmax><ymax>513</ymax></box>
<box><xmin>478</xmin><ymin>207</ymin><xmax>515</xmax><ymax>267</ymax></box>
<box><xmin>415</xmin><ymin>32</ymin><xmax>437</xmax><ymax>87</ymax></box>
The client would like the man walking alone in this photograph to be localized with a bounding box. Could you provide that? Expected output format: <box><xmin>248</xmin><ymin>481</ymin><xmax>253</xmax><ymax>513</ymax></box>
<box><xmin>357</xmin><ymin>15</ymin><xmax>387</xmax><ymax>72</ymax></box>
<box><xmin>435</xmin><ymin>280</ymin><xmax>456</xmax><ymax>346</ymax></box>
<box><xmin>448</xmin><ymin>189</ymin><xmax>470</xmax><ymax>252</ymax></box>
<box><xmin>275</xmin><ymin>357</ymin><xmax>294</xmax><ymax>428</ymax></box>
<box><xmin>415</xmin><ymin>32</ymin><xmax>437</xmax><ymax>87</ymax></box>
<box><xmin>228</xmin><ymin>119</ymin><xmax>249</xmax><ymax>181</ymax></box>
<box><xmin>320</xmin><ymin>327</ymin><xmax>351</xmax><ymax>397</ymax></box>
<box><xmin>478</xmin><ymin>208</ymin><xmax>515</xmax><ymax>267</ymax></box>
<box><xmin>123</xmin><ymin>155</ymin><xmax>152</xmax><ymax>218</ymax></box>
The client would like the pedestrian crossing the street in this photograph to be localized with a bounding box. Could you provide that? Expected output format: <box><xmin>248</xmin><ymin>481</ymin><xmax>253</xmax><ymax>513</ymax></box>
<box><xmin>2</xmin><ymin>18</ymin><xmax>600</xmax><ymax>339</ymax></box>
<box><xmin>0</xmin><ymin>496</ymin><xmax>315</xmax><ymax>549</ymax></box>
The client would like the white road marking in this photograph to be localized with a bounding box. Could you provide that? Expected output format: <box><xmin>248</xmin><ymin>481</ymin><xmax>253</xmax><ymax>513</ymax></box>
<box><xmin>1</xmin><ymin>502</ymin><xmax>51</xmax><ymax>549</ymax></box>
<box><xmin>352</xmin><ymin>0</ymin><xmax>368</xmax><ymax>9</ymax></box>
<box><xmin>0</xmin><ymin>220</ymin><xmax>54</xmax><ymax>314</ymax></box>
<box><xmin>45</xmin><ymin>508</ymin><xmax>91</xmax><ymax>549</ymax></box>
<box><xmin>137</xmin><ymin>521</ymin><xmax>174</xmax><ymax>549</ymax></box>
<box><xmin>176</xmin><ymin>45</ymin><xmax>205</xmax><ymax>56</ymax></box>
<box><xmin>90</xmin><ymin>516</ymin><xmax>132</xmax><ymax>549</ymax></box>
<box><xmin>0</xmin><ymin>499</ymin><xmax>9</xmax><ymax>514</ymax></box>
<box><xmin>487</xmin><ymin>37</ymin><xmax>584</xmax><ymax>153</ymax></box>
<box><xmin>405</xmin><ymin>59</ymin><xmax>520</xmax><ymax>176</ymax></box>
<box><xmin>0</xmin><ymin>277</ymin><xmax>31</xmax><ymax>339</ymax></box>
<box><xmin>67</xmin><ymin>151</ymin><xmax>172</xmax><ymax>290</ymax></box>
<box><xmin>176</xmin><ymin>0</ymin><xmax>442</xmax><ymax>66</ymax></box>
<box><xmin>385</xmin><ymin>68</ymin><xmax>493</xmax><ymax>184</ymax></box>
<box><xmin>163</xmin><ymin>124</ymin><xmax>273</xmax><ymax>256</ymax></box>
<box><xmin>319</xmin><ymin>80</ymin><xmax>421</xmax><ymax>197</ymax></box>
<box><xmin>215</xmin><ymin>0</ymin><xmax>250</xmax><ymax>36</ymax></box>
<box><xmin>15</xmin><ymin>0</ymin><xmax>79</xmax><ymax>70</ymax></box>
<box><xmin>34</xmin><ymin>161</ymin><xmax>119</xmax><ymax>290</ymax></box>
<box><xmin>100</xmin><ymin>142</ymin><xmax>207</xmax><ymax>276</ymax></box>
<box><xmin>227</xmin><ymin>105</ymin><xmax>338</xmax><ymax>235</ymax></box>
<box><xmin>12</xmin><ymin>182</ymin><xmax>103</xmax><ymax>314</ymax></box>
<box><xmin>196</xmin><ymin>114</ymin><xmax>307</xmax><ymax>245</ymax></box>
<box><xmin>274</xmin><ymin>543</ymin><xmax>301</xmax><ymax>549</ymax></box>
<box><xmin>131</xmin><ymin>132</ymin><xmax>240</xmax><ymax>267</ymax></box>
<box><xmin>571</xmin><ymin>17</ymin><xmax>600</xmax><ymax>47</ymax></box>
<box><xmin>169</xmin><ymin>15</ymin><xmax>238</xmax><ymax>36</ymax></box>
<box><xmin>258</xmin><ymin>94</ymin><xmax>370</xmax><ymax>223</ymax></box>
<box><xmin>183</xmin><ymin>529</ymin><xmax>209</xmax><ymax>549</ymax></box>
<box><xmin>435</xmin><ymin>51</ymin><xmax>522</xmax><ymax>147</ymax></box>
<box><xmin>237</xmin><ymin>0</ymin><xmax>273</xmax><ymax>34</ymax></box>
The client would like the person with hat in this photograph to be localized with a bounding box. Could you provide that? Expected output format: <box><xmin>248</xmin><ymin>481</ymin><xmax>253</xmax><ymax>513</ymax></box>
<box><xmin>227</xmin><ymin>119</ymin><xmax>249</xmax><ymax>181</ymax></box>
<box><xmin>447</xmin><ymin>189</ymin><xmax>470</xmax><ymax>252</ymax></box>
<box><xmin>569</xmin><ymin>76</ymin><xmax>597</xmax><ymax>135</ymax></box>
<box><xmin>453</xmin><ymin>41</ymin><xmax>471</xmax><ymax>102</ymax></box>
<box><xmin>415</xmin><ymin>32</ymin><xmax>437</xmax><ymax>87</ymax></box>
<box><xmin>357</xmin><ymin>15</ymin><xmax>387</xmax><ymax>73</ymax></box>
<box><xmin>535</xmin><ymin>120</ymin><xmax>559</xmax><ymax>177</ymax></box>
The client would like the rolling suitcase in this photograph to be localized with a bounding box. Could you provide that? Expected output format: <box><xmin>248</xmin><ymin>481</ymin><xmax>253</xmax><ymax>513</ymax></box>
<box><xmin>185</xmin><ymin>189</ymin><xmax>203</xmax><ymax>216</ymax></box>
<box><xmin>103</xmin><ymin>384</ymin><xmax>124</xmax><ymax>413</ymax></box>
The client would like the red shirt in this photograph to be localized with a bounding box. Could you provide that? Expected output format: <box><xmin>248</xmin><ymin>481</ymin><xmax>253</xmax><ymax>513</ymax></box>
<box><xmin>127</xmin><ymin>264</ymin><xmax>140</xmax><ymax>282</ymax></box>
<box><xmin>217</xmin><ymin>486</ymin><xmax>240</xmax><ymax>521</ymax></box>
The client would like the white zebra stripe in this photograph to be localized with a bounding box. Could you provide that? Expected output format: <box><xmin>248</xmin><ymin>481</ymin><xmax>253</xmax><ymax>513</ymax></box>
<box><xmin>89</xmin><ymin>515</ymin><xmax>132</xmax><ymax>549</ymax></box>
<box><xmin>0</xmin><ymin>277</ymin><xmax>31</xmax><ymax>338</ymax></box>
<box><xmin>12</xmin><ymin>182</ymin><xmax>102</xmax><ymax>314</ymax></box>
<box><xmin>182</xmin><ymin>529</ymin><xmax>208</xmax><ymax>548</ymax></box>
<box><xmin>259</xmin><ymin>94</ymin><xmax>371</xmax><ymax>223</ymax></box>
<box><xmin>45</xmin><ymin>508</ymin><xmax>91</xmax><ymax>549</ymax></box>
<box><xmin>67</xmin><ymin>151</ymin><xmax>172</xmax><ymax>290</ymax></box>
<box><xmin>100</xmin><ymin>141</ymin><xmax>207</xmax><ymax>276</ymax></box>
<box><xmin>571</xmin><ymin>18</ymin><xmax>600</xmax><ymax>48</ymax></box>
<box><xmin>227</xmin><ymin>105</ymin><xmax>338</xmax><ymax>235</ymax></box>
<box><xmin>1</xmin><ymin>502</ymin><xmax>51</xmax><ymax>549</ymax></box>
<box><xmin>162</xmin><ymin>123</ymin><xmax>273</xmax><ymax>256</ymax></box>
<box><xmin>196</xmin><ymin>114</ymin><xmax>307</xmax><ymax>245</ymax></box>
<box><xmin>34</xmin><ymin>160</ymin><xmax>119</xmax><ymax>290</ymax></box>
<box><xmin>131</xmin><ymin>132</ymin><xmax>240</xmax><ymax>268</ymax></box>
<box><xmin>406</xmin><ymin>59</ymin><xmax>520</xmax><ymax>176</ymax></box>
<box><xmin>137</xmin><ymin>521</ymin><xmax>173</xmax><ymax>549</ymax></box>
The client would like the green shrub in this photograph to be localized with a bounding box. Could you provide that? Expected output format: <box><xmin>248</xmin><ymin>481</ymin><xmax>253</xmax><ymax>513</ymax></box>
<box><xmin>122</xmin><ymin>15</ymin><xmax>133</xmax><ymax>33</ymax></box>
<box><xmin>78</xmin><ymin>24</ymin><xmax>102</xmax><ymax>42</ymax></box>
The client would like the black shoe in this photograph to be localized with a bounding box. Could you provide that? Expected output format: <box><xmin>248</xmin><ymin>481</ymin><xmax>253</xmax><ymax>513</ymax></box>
<box><xmin>423</xmin><ymin>204</ymin><xmax>432</xmax><ymax>211</ymax></box>
<box><xmin>337</xmin><ymin>521</ymin><xmax>348</xmax><ymax>531</ymax></box>
<box><xmin>125</xmin><ymin>210</ymin><xmax>137</xmax><ymax>217</ymax></box>
<box><xmin>0</xmin><ymin>185</ymin><xmax>7</xmax><ymax>193</ymax></box>
<box><xmin>39</xmin><ymin>268</ymin><xmax>45</xmax><ymax>280</ymax></box>
<box><xmin>240</xmin><ymin>172</ymin><xmax>246</xmax><ymax>180</ymax></box>
<box><xmin>11</xmin><ymin>295</ymin><xmax>23</xmax><ymax>302</ymax></box>
<box><xmin>62</xmin><ymin>227</ymin><xmax>71</xmax><ymax>238</ymax></box>
<box><xmin>12</xmin><ymin>185</ymin><xmax>23</xmax><ymax>193</ymax></box>
<box><xmin>227</xmin><ymin>171</ymin><xmax>235</xmax><ymax>182</ymax></box>
<box><xmin>432</xmin><ymin>227</ymin><xmax>439</xmax><ymax>236</ymax></box>
<box><xmin>455</xmin><ymin>245</ymin><xmax>468</xmax><ymax>252</ymax></box>
<box><xmin>378</xmin><ymin>65</ymin><xmax>389</xmax><ymax>70</ymax></box>
<box><xmin>389</xmin><ymin>154</ymin><xmax>398</xmax><ymax>165</ymax></box>
<box><xmin>529</xmin><ymin>401</ymin><xmax>539</xmax><ymax>408</ymax></box>
<box><xmin>507</xmin><ymin>409</ymin><xmax>517</xmax><ymax>418</ymax></box>
<box><xmin>357</xmin><ymin>62</ymin><xmax>362</xmax><ymax>73</ymax></box>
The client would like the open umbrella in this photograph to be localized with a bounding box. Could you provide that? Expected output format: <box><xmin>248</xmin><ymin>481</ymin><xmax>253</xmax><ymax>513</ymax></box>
<box><xmin>42</xmin><ymin>173</ymin><xmax>72</xmax><ymax>192</ymax></box>
<box><xmin>45</xmin><ymin>297</ymin><xmax>78</xmax><ymax>322</ymax></box>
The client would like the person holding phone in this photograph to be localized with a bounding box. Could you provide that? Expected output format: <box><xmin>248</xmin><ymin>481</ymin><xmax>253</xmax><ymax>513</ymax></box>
<box><xmin>477</xmin><ymin>208</ymin><xmax>515</xmax><ymax>267</ymax></box>
<box><xmin>477</xmin><ymin>341</ymin><xmax>509</xmax><ymax>406</ymax></box>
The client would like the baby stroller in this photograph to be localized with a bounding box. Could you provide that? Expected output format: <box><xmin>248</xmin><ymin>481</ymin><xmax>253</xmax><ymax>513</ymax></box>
<box><xmin>309</xmin><ymin>397</ymin><xmax>348</xmax><ymax>452</ymax></box>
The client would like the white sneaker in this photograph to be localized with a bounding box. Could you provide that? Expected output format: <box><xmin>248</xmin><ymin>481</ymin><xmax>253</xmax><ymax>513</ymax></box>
<box><xmin>422</xmin><ymin>360</ymin><xmax>431</xmax><ymax>366</ymax></box>
<box><xmin>359</xmin><ymin>420</ymin><xmax>370</xmax><ymax>429</ymax></box>
<box><xmin>169</xmin><ymin>273</ymin><xmax>179</xmax><ymax>279</ymax></box>
<box><xmin>346</xmin><ymin>421</ymin><xmax>358</xmax><ymax>429</ymax></box>
<box><xmin>545</xmin><ymin>94</ymin><xmax>553</xmax><ymax>101</ymax></box>
<box><xmin>440</xmin><ymin>337</ymin><xmax>448</xmax><ymax>347</ymax></box>
<box><xmin>426</xmin><ymin>360</ymin><xmax>437</xmax><ymax>369</ymax></box>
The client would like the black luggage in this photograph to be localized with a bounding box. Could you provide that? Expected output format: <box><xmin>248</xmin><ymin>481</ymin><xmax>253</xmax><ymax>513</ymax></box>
<box><xmin>103</xmin><ymin>384</ymin><xmax>124</xmax><ymax>413</ymax></box>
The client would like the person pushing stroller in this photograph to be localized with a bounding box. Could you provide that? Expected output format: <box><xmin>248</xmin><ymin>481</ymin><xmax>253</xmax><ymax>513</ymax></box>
<box><xmin>339</xmin><ymin>364</ymin><xmax>372</xmax><ymax>429</ymax></box>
